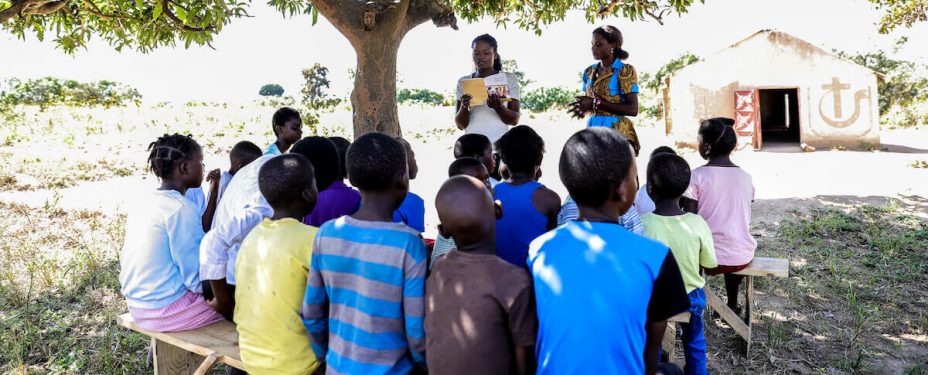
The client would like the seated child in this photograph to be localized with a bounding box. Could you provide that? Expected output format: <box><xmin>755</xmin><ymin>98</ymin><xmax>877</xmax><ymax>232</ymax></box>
<box><xmin>302</xmin><ymin>132</ymin><xmax>427</xmax><ymax>374</ymax></box>
<box><xmin>426</xmin><ymin>175</ymin><xmax>537</xmax><ymax>375</ymax></box>
<box><xmin>186</xmin><ymin>141</ymin><xmax>263</xmax><ymax>232</ymax></box>
<box><xmin>200</xmin><ymin>137</ymin><xmax>339</xmax><ymax>319</ymax></box>
<box><xmin>303</xmin><ymin>136</ymin><xmax>361</xmax><ymax>226</ymax></box>
<box><xmin>636</xmin><ymin>146</ymin><xmax>677</xmax><ymax>216</ymax></box>
<box><xmin>392</xmin><ymin>137</ymin><xmax>426</xmax><ymax>232</ymax></box>
<box><xmin>234</xmin><ymin>154</ymin><xmax>322</xmax><ymax>374</ymax></box>
<box><xmin>264</xmin><ymin>107</ymin><xmax>303</xmax><ymax>155</ymax></box>
<box><xmin>641</xmin><ymin>153</ymin><xmax>717</xmax><ymax>375</ymax></box>
<box><xmin>682</xmin><ymin>118</ymin><xmax>756</xmax><ymax>314</ymax></box>
<box><xmin>454</xmin><ymin>133</ymin><xmax>498</xmax><ymax>186</ymax></box>
<box><xmin>119</xmin><ymin>134</ymin><xmax>224</xmax><ymax>332</ymax></box>
<box><xmin>431</xmin><ymin>157</ymin><xmax>491</xmax><ymax>267</ymax></box>
<box><xmin>528</xmin><ymin>127</ymin><xmax>690</xmax><ymax>374</ymax></box>
<box><xmin>494</xmin><ymin>125</ymin><xmax>560</xmax><ymax>267</ymax></box>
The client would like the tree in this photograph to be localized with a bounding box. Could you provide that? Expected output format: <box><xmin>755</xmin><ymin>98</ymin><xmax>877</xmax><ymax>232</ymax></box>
<box><xmin>502</xmin><ymin>59</ymin><xmax>533</xmax><ymax>90</ymax></box>
<box><xmin>639</xmin><ymin>53</ymin><xmax>699</xmax><ymax>119</ymax></box>
<box><xmin>258</xmin><ymin>83</ymin><xmax>285</xmax><ymax>97</ymax></box>
<box><xmin>870</xmin><ymin>0</ymin><xmax>928</xmax><ymax>33</ymax></box>
<box><xmin>836</xmin><ymin>39</ymin><xmax>928</xmax><ymax>116</ymax></box>
<box><xmin>300</xmin><ymin>63</ymin><xmax>340</xmax><ymax>110</ymax></box>
<box><xmin>1</xmin><ymin>0</ymin><xmax>704</xmax><ymax>137</ymax></box>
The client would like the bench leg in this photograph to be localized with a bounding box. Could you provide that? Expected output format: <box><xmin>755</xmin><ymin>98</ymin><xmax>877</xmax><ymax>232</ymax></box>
<box><xmin>744</xmin><ymin>275</ymin><xmax>754</xmax><ymax>355</ymax></box>
<box><xmin>662</xmin><ymin>322</ymin><xmax>677</xmax><ymax>362</ymax></box>
<box><xmin>705</xmin><ymin>286</ymin><xmax>752</xmax><ymax>355</ymax></box>
<box><xmin>153</xmin><ymin>337</ymin><xmax>204</xmax><ymax>375</ymax></box>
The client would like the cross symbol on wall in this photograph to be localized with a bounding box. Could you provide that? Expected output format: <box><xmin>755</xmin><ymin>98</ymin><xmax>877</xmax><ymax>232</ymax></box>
<box><xmin>821</xmin><ymin>77</ymin><xmax>850</xmax><ymax>118</ymax></box>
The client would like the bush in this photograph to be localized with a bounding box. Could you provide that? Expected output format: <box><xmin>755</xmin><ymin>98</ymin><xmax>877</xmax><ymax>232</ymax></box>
<box><xmin>397</xmin><ymin>88</ymin><xmax>445</xmax><ymax>106</ymax></box>
<box><xmin>0</xmin><ymin>77</ymin><xmax>141</xmax><ymax>111</ymax></box>
<box><xmin>258</xmin><ymin>83</ymin><xmax>285</xmax><ymax>97</ymax></box>
<box><xmin>521</xmin><ymin>87</ymin><xmax>578</xmax><ymax>112</ymax></box>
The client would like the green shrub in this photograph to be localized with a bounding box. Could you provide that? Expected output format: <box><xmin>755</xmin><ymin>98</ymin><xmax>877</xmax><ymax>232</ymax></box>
<box><xmin>397</xmin><ymin>88</ymin><xmax>445</xmax><ymax>106</ymax></box>
<box><xmin>521</xmin><ymin>87</ymin><xmax>577</xmax><ymax>112</ymax></box>
<box><xmin>0</xmin><ymin>77</ymin><xmax>141</xmax><ymax>111</ymax></box>
<box><xmin>258</xmin><ymin>83</ymin><xmax>285</xmax><ymax>97</ymax></box>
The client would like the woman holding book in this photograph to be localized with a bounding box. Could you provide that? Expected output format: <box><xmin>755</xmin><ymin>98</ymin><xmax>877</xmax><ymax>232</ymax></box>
<box><xmin>569</xmin><ymin>26</ymin><xmax>642</xmax><ymax>156</ymax></box>
<box><xmin>455</xmin><ymin>34</ymin><xmax>521</xmax><ymax>146</ymax></box>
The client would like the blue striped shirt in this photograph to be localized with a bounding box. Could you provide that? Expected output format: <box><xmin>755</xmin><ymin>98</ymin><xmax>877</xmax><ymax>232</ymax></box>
<box><xmin>302</xmin><ymin>216</ymin><xmax>427</xmax><ymax>374</ymax></box>
<box><xmin>557</xmin><ymin>196</ymin><xmax>645</xmax><ymax>236</ymax></box>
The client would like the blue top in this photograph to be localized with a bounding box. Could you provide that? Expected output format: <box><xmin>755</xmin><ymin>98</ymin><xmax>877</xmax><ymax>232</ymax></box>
<box><xmin>527</xmin><ymin>221</ymin><xmax>688</xmax><ymax>374</ymax></box>
<box><xmin>264</xmin><ymin>143</ymin><xmax>282</xmax><ymax>156</ymax></box>
<box><xmin>393</xmin><ymin>192</ymin><xmax>426</xmax><ymax>233</ymax></box>
<box><xmin>494</xmin><ymin>181</ymin><xmax>548</xmax><ymax>267</ymax></box>
<box><xmin>556</xmin><ymin>196</ymin><xmax>645</xmax><ymax>236</ymax></box>
<box><xmin>581</xmin><ymin>58</ymin><xmax>640</xmax><ymax>128</ymax></box>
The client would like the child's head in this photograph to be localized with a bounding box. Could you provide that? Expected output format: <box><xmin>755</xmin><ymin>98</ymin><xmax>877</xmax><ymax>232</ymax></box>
<box><xmin>347</xmin><ymin>132</ymin><xmax>409</xmax><ymax>209</ymax></box>
<box><xmin>697</xmin><ymin>117</ymin><xmax>737</xmax><ymax>160</ymax></box>
<box><xmin>436</xmin><ymin>175</ymin><xmax>497</xmax><ymax>249</ymax></box>
<box><xmin>147</xmin><ymin>133</ymin><xmax>203</xmax><ymax>190</ymax></box>
<box><xmin>229</xmin><ymin>141</ymin><xmax>262</xmax><ymax>175</ymax></box>
<box><xmin>453</xmin><ymin>133</ymin><xmax>495</xmax><ymax>175</ymax></box>
<box><xmin>448</xmin><ymin>157</ymin><xmax>490</xmax><ymax>189</ymax></box>
<box><xmin>395</xmin><ymin>137</ymin><xmax>418</xmax><ymax>180</ymax></box>
<box><xmin>646</xmin><ymin>154</ymin><xmax>691</xmax><ymax>203</ymax></box>
<box><xmin>329</xmin><ymin>136</ymin><xmax>351</xmax><ymax>181</ymax></box>
<box><xmin>290</xmin><ymin>136</ymin><xmax>340</xmax><ymax>192</ymax></box>
<box><xmin>495</xmin><ymin>125</ymin><xmax>544</xmax><ymax>177</ymax></box>
<box><xmin>258</xmin><ymin>153</ymin><xmax>318</xmax><ymax>218</ymax></box>
<box><xmin>650</xmin><ymin>145</ymin><xmax>676</xmax><ymax>158</ymax></box>
<box><xmin>559</xmin><ymin>127</ymin><xmax>637</xmax><ymax>216</ymax></box>
<box><xmin>271</xmin><ymin>107</ymin><xmax>303</xmax><ymax>146</ymax></box>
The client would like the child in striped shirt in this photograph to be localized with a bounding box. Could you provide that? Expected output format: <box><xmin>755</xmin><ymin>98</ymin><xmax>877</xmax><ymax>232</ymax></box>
<box><xmin>302</xmin><ymin>132</ymin><xmax>427</xmax><ymax>374</ymax></box>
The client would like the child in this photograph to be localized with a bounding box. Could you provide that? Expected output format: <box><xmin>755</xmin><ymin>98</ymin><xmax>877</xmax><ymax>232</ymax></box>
<box><xmin>119</xmin><ymin>134</ymin><xmax>224</xmax><ymax>332</ymax></box>
<box><xmin>635</xmin><ymin>146</ymin><xmax>677</xmax><ymax>216</ymax></box>
<box><xmin>682</xmin><ymin>117</ymin><xmax>756</xmax><ymax>315</ymax></box>
<box><xmin>303</xmin><ymin>136</ymin><xmax>361</xmax><ymax>226</ymax></box>
<box><xmin>528</xmin><ymin>127</ymin><xmax>689</xmax><ymax>374</ymax></box>
<box><xmin>187</xmin><ymin>141</ymin><xmax>263</xmax><ymax>232</ymax></box>
<box><xmin>200</xmin><ymin>137</ymin><xmax>339</xmax><ymax>319</ymax></box>
<box><xmin>393</xmin><ymin>137</ymin><xmax>426</xmax><ymax>233</ymax></box>
<box><xmin>264</xmin><ymin>107</ymin><xmax>303</xmax><ymax>155</ymax></box>
<box><xmin>454</xmin><ymin>133</ymin><xmax>498</xmax><ymax>186</ymax></box>
<box><xmin>431</xmin><ymin>157</ymin><xmax>491</xmax><ymax>266</ymax></box>
<box><xmin>302</xmin><ymin>132</ymin><xmax>427</xmax><ymax>374</ymax></box>
<box><xmin>641</xmin><ymin>153</ymin><xmax>717</xmax><ymax>375</ymax></box>
<box><xmin>493</xmin><ymin>125</ymin><xmax>560</xmax><ymax>267</ymax></box>
<box><xmin>426</xmin><ymin>175</ymin><xmax>536</xmax><ymax>375</ymax></box>
<box><xmin>234</xmin><ymin>154</ymin><xmax>322</xmax><ymax>374</ymax></box>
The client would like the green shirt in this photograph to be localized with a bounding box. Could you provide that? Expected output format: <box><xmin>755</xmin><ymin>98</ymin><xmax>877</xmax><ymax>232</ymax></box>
<box><xmin>641</xmin><ymin>213</ymin><xmax>718</xmax><ymax>293</ymax></box>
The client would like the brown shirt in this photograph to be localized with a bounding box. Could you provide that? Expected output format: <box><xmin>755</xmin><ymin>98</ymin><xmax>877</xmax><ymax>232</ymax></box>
<box><xmin>425</xmin><ymin>250</ymin><xmax>537</xmax><ymax>375</ymax></box>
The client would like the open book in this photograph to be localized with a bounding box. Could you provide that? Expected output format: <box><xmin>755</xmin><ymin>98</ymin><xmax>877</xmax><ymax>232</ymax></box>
<box><xmin>461</xmin><ymin>73</ymin><xmax>511</xmax><ymax>106</ymax></box>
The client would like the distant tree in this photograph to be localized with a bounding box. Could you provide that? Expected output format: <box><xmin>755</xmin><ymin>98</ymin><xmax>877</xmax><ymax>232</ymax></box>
<box><xmin>258</xmin><ymin>83</ymin><xmax>285</xmax><ymax>97</ymax></box>
<box><xmin>397</xmin><ymin>88</ymin><xmax>444</xmax><ymax>106</ymax></box>
<box><xmin>521</xmin><ymin>87</ymin><xmax>578</xmax><ymax>112</ymax></box>
<box><xmin>870</xmin><ymin>0</ymin><xmax>928</xmax><ymax>33</ymax></box>
<box><xmin>0</xmin><ymin>77</ymin><xmax>141</xmax><ymax>111</ymax></box>
<box><xmin>301</xmin><ymin>64</ymin><xmax>340</xmax><ymax>111</ymax></box>
<box><xmin>502</xmin><ymin>59</ymin><xmax>534</xmax><ymax>90</ymax></box>
<box><xmin>836</xmin><ymin>38</ymin><xmax>928</xmax><ymax>115</ymax></box>
<box><xmin>639</xmin><ymin>53</ymin><xmax>699</xmax><ymax>119</ymax></box>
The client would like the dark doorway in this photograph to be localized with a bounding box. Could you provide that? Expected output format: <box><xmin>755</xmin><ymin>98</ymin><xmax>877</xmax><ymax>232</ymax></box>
<box><xmin>758</xmin><ymin>88</ymin><xmax>800</xmax><ymax>146</ymax></box>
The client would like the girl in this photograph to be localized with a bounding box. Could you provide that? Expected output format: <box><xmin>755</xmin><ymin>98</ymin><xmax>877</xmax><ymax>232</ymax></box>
<box><xmin>455</xmin><ymin>34</ymin><xmax>521</xmax><ymax>146</ymax></box>
<box><xmin>119</xmin><ymin>134</ymin><xmax>225</xmax><ymax>332</ymax></box>
<box><xmin>683</xmin><ymin>118</ymin><xmax>757</xmax><ymax>314</ymax></box>
<box><xmin>569</xmin><ymin>25</ymin><xmax>642</xmax><ymax>156</ymax></box>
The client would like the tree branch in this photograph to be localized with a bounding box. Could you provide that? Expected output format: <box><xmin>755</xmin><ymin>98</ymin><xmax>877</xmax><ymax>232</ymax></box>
<box><xmin>597</xmin><ymin>0</ymin><xmax>667</xmax><ymax>24</ymax></box>
<box><xmin>1</xmin><ymin>0</ymin><xmax>69</xmax><ymax>24</ymax></box>
<box><xmin>160</xmin><ymin>0</ymin><xmax>214</xmax><ymax>32</ymax></box>
<box><xmin>407</xmin><ymin>0</ymin><xmax>457</xmax><ymax>32</ymax></box>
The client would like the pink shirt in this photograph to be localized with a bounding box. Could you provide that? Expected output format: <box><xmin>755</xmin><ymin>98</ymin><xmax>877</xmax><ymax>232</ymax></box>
<box><xmin>684</xmin><ymin>165</ymin><xmax>756</xmax><ymax>266</ymax></box>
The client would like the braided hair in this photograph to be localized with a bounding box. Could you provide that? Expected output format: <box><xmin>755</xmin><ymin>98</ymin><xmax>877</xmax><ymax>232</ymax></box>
<box><xmin>146</xmin><ymin>133</ymin><xmax>200</xmax><ymax>180</ymax></box>
<box><xmin>698</xmin><ymin>117</ymin><xmax>737</xmax><ymax>157</ymax></box>
<box><xmin>593</xmin><ymin>26</ymin><xmax>630</xmax><ymax>60</ymax></box>
<box><xmin>472</xmin><ymin>34</ymin><xmax>503</xmax><ymax>72</ymax></box>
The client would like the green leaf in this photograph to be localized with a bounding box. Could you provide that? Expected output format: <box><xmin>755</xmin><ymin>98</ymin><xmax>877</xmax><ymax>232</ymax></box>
<box><xmin>152</xmin><ymin>2</ymin><xmax>162</xmax><ymax>20</ymax></box>
<box><xmin>311</xmin><ymin>6</ymin><xmax>318</xmax><ymax>25</ymax></box>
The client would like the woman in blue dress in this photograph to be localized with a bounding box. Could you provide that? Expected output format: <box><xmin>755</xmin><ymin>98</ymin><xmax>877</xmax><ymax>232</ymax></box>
<box><xmin>569</xmin><ymin>25</ymin><xmax>641</xmax><ymax>156</ymax></box>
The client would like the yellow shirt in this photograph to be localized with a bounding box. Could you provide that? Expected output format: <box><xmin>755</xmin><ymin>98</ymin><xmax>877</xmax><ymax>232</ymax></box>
<box><xmin>641</xmin><ymin>213</ymin><xmax>718</xmax><ymax>293</ymax></box>
<box><xmin>234</xmin><ymin>218</ymin><xmax>320</xmax><ymax>374</ymax></box>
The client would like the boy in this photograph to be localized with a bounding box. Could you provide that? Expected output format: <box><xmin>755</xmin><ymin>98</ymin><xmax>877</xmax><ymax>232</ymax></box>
<box><xmin>265</xmin><ymin>107</ymin><xmax>303</xmax><ymax>155</ymax></box>
<box><xmin>426</xmin><ymin>175</ymin><xmax>536</xmax><ymax>375</ymax></box>
<box><xmin>302</xmin><ymin>132</ymin><xmax>427</xmax><ymax>374</ymax></box>
<box><xmin>528</xmin><ymin>127</ymin><xmax>690</xmax><ymax>374</ymax></box>
<box><xmin>303</xmin><ymin>136</ymin><xmax>361</xmax><ymax>226</ymax></box>
<box><xmin>453</xmin><ymin>133</ymin><xmax>498</xmax><ymax>186</ymax></box>
<box><xmin>185</xmin><ymin>141</ymin><xmax>263</xmax><ymax>232</ymax></box>
<box><xmin>640</xmin><ymin>153</ymin><xmax>717</xmax><ymax>375</ymax></box>
<box><xmin>431</xmin><ymin>157</ymin><xmax>492</xmax><ymax>266</ymax></box>
<box><xmin>201</xmin><ymin>137</ymin><xmax>339</xmax><ymax>319</ymax></box>
<box><xmin>234</xmin><ymin>153</ymin><xmax>321</xmax><ymax>374</ymax></box>
<box><xmin>393</xmin><ymin>137</ymin><xmax>426</xmax><ymax>232</ymax></box>
<box><xmin>636</xmin><ymin>146</ymin><xmax>677</xmax><ymax>216</ymax></box>
<box><xmin>493</xmin><ymin>125</ymin><xmax>560</xmax><ymax>267</ymax></box>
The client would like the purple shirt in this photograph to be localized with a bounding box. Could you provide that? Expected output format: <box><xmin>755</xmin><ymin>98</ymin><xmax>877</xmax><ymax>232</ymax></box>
<box><xmin>303</xmin><ymin>180</ymin><xmax>361</xmax><ymax>227</ymax></box>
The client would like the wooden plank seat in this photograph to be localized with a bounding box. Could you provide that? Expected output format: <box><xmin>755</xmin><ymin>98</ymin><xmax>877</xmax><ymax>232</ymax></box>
<box><xmin>116</xmin><ymin>313</ymin><xmax>243</xmax><ymax>375</ymax></box>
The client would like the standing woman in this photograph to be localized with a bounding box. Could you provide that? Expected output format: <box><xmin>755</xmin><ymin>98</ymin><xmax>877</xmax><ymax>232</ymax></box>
<box><xmin>455</xmin><ymin>34</ymin><xmax>521</xmax><ymax>146</ymax></box>
<box><xmin>569</xmin><ymin>26</ymin><xmax>641</xmax><ymax>156</ymax></box>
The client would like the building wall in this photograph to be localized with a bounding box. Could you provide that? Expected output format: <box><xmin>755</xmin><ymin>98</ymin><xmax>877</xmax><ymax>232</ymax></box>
<box><xmin>667</xmin><ymin>32</ymin><xmax>880</xmax><ymax>149</ymax></box>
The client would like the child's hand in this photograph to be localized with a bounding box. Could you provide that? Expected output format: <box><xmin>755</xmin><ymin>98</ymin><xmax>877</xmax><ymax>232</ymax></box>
<box><xmin>206</xmin><ymin>169</ymin><xmax>221</xmax><ymax>189</ymax></box>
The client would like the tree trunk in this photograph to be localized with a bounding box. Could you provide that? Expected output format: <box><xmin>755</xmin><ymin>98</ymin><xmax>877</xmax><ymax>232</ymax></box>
<box><xmin>351</xmin><ymin>37</ymin><xmax>403</xmax><ymax>137</ymax></box>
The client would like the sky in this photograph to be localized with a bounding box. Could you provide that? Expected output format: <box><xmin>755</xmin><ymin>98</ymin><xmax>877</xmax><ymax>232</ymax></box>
<box><xmin>1</xmin><ymin>0</ymin><xmax>926</xmax><ymax>103</ymax></box>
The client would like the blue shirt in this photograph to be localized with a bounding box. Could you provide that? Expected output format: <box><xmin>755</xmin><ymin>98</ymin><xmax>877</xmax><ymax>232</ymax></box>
<box><xmin>635</xmin><ymin>185</ymin><xmax>656</xmax><ymax>216</ymax></box>
<box><xmin>264</xmin><ymin>143</ymin><xmax>282</xmax><ymax>156</ymax></box>
<box><xmin>494</xmin><ymin>181</ymin><xmax>548</xmax><ymax>267</ymax></box>
<box><xmin>393</xmin><ymin>192</ymin><xmax>425</xmax><ymax>233</ymax></box>
<box><xmin>528</xmin><ymin>221</ymin><xmax>689</xmax><ymax>374</ymax></box>
<box><xmin>557</xmin><ymin>196</ymin><xmax>645</xmax><ymax>236</ymax></box>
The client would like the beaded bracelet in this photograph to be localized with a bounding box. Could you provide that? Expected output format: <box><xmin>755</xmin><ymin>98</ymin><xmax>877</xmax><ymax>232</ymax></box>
<box><xmin>592</xmin><ymin>97</ymin><xmax>602</xmax><ymax>112</ymax></box>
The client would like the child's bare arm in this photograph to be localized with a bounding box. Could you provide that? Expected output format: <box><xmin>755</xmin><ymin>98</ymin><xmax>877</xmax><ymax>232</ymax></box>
<box><xmin>201</xmin><ymin>169</ymin><xmax>221</xmax><ymax>231</ymax></box>
<box><xmin>514</xmin><ymin>345</ymin><xmax>536</xmax><ymax>375</ymax></box>
<box><xmin>644</xmin><ymin>320</ymin><xmax>667</xmax><ymax>375</ymax></box>
<box><xmin>681</xmin><ymin>197</ymin><xmax>698</xmax><ymax>213</ymax></box>
<box><xmin>534</xmin><ymin>187</ymin><xmax>562</xmax><ymax>230</ymax></box>
<box><xmin>207</xmin><ymin>278</ymin><xmax>235</xmax><ymax>321</ymax></box>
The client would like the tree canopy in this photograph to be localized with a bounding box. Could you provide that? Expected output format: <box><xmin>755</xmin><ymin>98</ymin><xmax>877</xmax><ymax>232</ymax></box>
<box><xmin>869</xmin><ymin>0</ymin><xmax>928</xmax><ymax>33</ymax></box>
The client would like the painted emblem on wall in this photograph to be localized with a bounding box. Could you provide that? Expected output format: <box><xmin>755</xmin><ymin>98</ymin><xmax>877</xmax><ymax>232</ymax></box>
<box><xmin>819</xmin><ymin>77</ymin><xmax>869</xmax><ymax>128</ymax></box>
<box><xmin>733</xmin><ymin>90</ymin><xmax>757</xmax><ymax>136</ymax></box>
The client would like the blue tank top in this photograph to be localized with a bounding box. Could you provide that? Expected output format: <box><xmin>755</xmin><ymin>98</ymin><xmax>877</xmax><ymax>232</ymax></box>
<box><xmin>494</xmin><ymin>181</ymin><xmax>548</xmax><ymax>267</ymax></box>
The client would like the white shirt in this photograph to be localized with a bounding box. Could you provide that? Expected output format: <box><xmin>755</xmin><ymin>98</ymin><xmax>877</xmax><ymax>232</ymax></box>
<box><xmin>635</xmin><ymin>185</ymin><xmax>656</xmax><ymax>216</ymax></box>
<box><xmin>199</xmin><ymin>155</ymin><xmax>276</xmax><ymax>284</ymax></box>
<box><xmin>456</xmin><ymin>72</ymin><xmax>521</xmax><ymax>145</ymax></box>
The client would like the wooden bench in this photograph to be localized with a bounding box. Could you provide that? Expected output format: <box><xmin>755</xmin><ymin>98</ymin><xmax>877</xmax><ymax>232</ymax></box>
<box><xmin>116</xmin><ymin>313</ymin><xmax>244</xmax><ymax>375</ymax></box>
<box><xmin>705</xmin><ymin>256</ymin><xmax>789</xmax><ymax>355</ymax></box>
<box><xmin>661</xmin><ymin>312</ymin><xmax>691</xmax><ymax>364</ymax></box>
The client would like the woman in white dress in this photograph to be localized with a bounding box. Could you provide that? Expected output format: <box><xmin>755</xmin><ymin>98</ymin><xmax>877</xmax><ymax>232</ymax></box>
<box><xmin>455</xmin><ymin>34</ymin><xmax>521</xmax><ymax>146</ymax></box>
